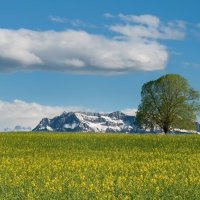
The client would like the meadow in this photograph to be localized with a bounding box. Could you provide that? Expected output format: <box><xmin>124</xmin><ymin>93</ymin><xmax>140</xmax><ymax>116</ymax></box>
<box><xmin>0</xmin><ymin>133</ymin><xmax>200</xmax><ymax>199</ymax></box>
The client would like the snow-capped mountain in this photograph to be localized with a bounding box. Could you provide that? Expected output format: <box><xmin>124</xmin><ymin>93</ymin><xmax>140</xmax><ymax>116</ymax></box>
<box><xmin>4</xmin><ymin>125</ymin><xmax>32</xmax><ymax>132</ymax></box>
<box><xmin>33</xmin><ymin>111</ymin><xmax>200</xmax><ymax>133</ymax></box>
<box><xmin>33</xmin><ymin>111</ymin><xmax>139</xmax><ymax>133</ymax></box>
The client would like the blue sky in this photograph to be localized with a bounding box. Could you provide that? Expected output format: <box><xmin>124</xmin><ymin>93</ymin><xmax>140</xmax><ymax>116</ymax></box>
<box><xmin>0</xmin><ymin>0</ymin><xmax>199</xmax><ymax>129</ymax></box>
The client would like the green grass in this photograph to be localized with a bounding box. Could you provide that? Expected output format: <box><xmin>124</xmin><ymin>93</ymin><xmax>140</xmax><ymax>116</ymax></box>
<box><xmin>0</xmin><ymin>132</ymin><xmax>200</xmax><ymax>199</ymax></box>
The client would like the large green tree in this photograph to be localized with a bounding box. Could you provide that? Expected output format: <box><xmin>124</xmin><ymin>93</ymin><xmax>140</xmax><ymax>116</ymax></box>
<box><xmin>136</xmin><ymin>74</ymin><xmax>200</xmax><ymax>133</ymax></box>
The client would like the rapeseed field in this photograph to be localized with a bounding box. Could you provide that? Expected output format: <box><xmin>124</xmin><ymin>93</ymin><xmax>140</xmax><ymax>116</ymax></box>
<box><xmin>0</xmin><ymin>133</ymin><xmax>200</xmax><ymax>199</ymax></box>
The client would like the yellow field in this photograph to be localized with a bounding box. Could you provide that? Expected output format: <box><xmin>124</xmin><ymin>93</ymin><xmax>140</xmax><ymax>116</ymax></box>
<box><xmin>0</xmin><ymin>133</ymin><xmax>200</xmax><ymax>199</ymax></box>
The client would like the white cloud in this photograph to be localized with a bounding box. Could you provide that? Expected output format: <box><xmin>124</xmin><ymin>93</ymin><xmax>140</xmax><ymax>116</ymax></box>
<box><xmin>103</xmin><ymin>13</ymin><xmax>115</xmax><ymax>18</ymax></box>
<box><xmin>0</xmin><ymin>99</ymin><xmax>89</xmax><ymax>130</ymax></box>
<box><xmin>0</xmin><ymin>14</ymin><xmax>186</xmax><ymax>74</ymax></box>
<box><xmin>119</xmin><ymin>14</ymin><xmax>160</xmax><ymax>28</ymax></box>
<box><xmin>0</xmin><ymin>28</ymin><xmax>169</xmax><ymax>73</ymax></box>
<box><xmin>110</xmin><ymin>14</ymin><xmax>185</xmax><ymax>40</ymax></box>
<box><xmin>49</xmin><ymin>16</ymin><xmax>65</xmax><ymax>23</ymax></box>
<box><xmin>167</xmin><ymin>20</ymin><xmax>186</xmax><ymax>29</ymax></box>
<box><xmin>121</xmin><ymin>108</ymin><xmax>137</xmax><ymax>116</ymax></box>
<box><xmin>49</xmin><ymin>16</ymin><xmax>95</xmax><ymax>28</ymax></box>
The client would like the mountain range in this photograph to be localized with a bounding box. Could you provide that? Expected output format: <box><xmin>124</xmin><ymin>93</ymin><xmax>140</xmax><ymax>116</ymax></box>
<box><xmin>33</xmin><ymin>111</ymin><xmax>139</xmax><ymax>132</ymax></box>
<box><xmin>4</xmin><ymin>125</ymin><xmax>32</xmax><ymax>132</ymax></box>
<box><xmin>33</xmin><ymin>111</ymin><xmax>200</xmax><ymax>133</ymax></box>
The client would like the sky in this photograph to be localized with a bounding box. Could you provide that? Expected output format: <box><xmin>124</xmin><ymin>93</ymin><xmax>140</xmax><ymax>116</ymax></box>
<box><xmin>0</xmin><ymin>0</ymin><xmax>200</xmax><ymax>130</ymax></box>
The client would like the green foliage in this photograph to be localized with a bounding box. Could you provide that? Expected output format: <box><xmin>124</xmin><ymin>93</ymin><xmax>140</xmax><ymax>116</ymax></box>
<box><xmin>136</xmin><ymin>74</ymin><xmax>200</xmax><ymax>133</ymax></box>
<box><xmin>0</xmin><ymin>132</ymin><xmax>200</xmax><ymax>199</ymax></box>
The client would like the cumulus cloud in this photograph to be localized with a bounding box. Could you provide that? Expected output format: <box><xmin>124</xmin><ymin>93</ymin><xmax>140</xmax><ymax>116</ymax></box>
<box><xmin>0</xmin><ymin>14</ymin><xmax>186</xmax><ymax>74</ymax></box>
<box><xmin>0</xmin><ymin>28</ymin><xmax>168</xmax><ymax>73</ymax></box>
<box><xmin>0</xmin><ymin>99</ymin><xmax>89</xmax><ymax>130</ymax></box>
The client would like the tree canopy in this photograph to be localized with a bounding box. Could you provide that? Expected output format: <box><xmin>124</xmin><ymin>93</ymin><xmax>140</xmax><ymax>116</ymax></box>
<box><xmin>136</xmin><ymin>74</ymin><xmax>200</xmax><ymax>133</ymax></box>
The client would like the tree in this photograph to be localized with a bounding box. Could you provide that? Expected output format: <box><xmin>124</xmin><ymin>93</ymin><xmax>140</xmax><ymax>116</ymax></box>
<box><xmin>136</xmin><ymin>74</ymin><xmax>200</xmax><ymax>133</ymax></box>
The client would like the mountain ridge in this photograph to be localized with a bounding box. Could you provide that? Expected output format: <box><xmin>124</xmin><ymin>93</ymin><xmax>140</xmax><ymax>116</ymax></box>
<box><xmin>33</xmin><ymin>111</ymin><xmax>200</xmax><ymax>133</ymax></box>
<box><xmin>33</xmin><ymin>111</ymin><xmax>138</xmax><ymax>133</ymax></box>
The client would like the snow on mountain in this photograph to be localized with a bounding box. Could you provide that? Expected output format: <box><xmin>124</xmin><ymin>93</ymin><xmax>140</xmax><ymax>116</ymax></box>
<box><xmin>4</xmin><ymin>125</ymin><xmax>32</xmax><ymax>132</ymax></box>
<box><xmin>33</xmin><ymin>111</ymin><xmax>138</xmax><ymax>133</ymax></box>
<box><xmin>33</xmin><ymin>111</ymin><xmax>200</xmax><ymax>133</ymax></box>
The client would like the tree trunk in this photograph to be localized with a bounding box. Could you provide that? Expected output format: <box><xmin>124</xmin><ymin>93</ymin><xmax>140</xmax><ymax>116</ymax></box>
<box><xmin>163</xmin><ymin>125</ymin><xmax>169</xmax><ymax>134</ymax></box>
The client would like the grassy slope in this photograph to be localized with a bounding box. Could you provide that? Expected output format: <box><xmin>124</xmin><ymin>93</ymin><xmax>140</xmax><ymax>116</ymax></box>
<box><xmin>0</xmin><ymin>132</ymin><xmax>200</xmax><ymax>199</ymax></box>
